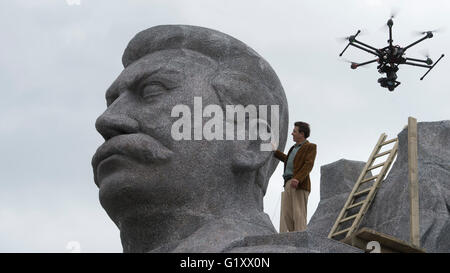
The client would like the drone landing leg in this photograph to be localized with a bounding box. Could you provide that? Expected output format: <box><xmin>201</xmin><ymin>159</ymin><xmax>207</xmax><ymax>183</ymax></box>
<box><xmin>339</xmin><ymin>30</ymin><xmax>361</xmax><ymax>57</ymax></box>
<box><xmin>420</xmin><ymin>54</ymin><xmax>445</xmax><ymax>80</ymax></box>
<box><xmin>339</xmin><ymin>44</ymin><xmax>351</xmax><ymax>57</ymax></box>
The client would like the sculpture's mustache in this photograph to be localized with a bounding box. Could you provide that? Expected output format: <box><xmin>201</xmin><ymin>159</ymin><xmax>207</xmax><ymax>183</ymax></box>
<box><xmin>92</xmin><ymin>133</ymin><xmax>174</xmax><ymax>187</ymax></box>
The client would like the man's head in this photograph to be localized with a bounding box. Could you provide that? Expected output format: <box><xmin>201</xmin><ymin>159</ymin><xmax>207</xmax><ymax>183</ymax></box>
<box><xmin>292</xmin><ymin>121</ymin><xmax>310</xmax><ymax>143</ymax></box>
<box><xmin>92</xmin><ymin>25</ymin><xmax>288</xmax><ymax>230</ymax></box>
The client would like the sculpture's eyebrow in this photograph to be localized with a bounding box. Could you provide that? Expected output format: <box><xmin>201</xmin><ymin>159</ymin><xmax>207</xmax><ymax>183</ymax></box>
<box><xmin>127</xmin><ymin>67</ymin><xmax>183</xmax><ymax>91</ymax></box>
<box><xmin>105</xmin><ymin>67</ymin><xmax>183</xmax><ymax>103</ymax></box>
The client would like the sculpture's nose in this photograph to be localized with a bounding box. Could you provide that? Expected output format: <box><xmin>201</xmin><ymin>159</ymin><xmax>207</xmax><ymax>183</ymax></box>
<box><xmin>95</xmin><ymin>113</ymin><xmax>140</xmax><ymax>141</ymax></box>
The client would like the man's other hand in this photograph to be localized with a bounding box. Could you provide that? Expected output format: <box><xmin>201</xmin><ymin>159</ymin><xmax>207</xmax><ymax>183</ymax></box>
<box><xmin>290</xmin><ymin>178</ymin><xmax>299</xmax><ymax>188</ymax></box>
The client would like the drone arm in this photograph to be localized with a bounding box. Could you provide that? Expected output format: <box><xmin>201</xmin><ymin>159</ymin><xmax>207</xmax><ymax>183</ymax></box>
<box><xmin>353</xmin><ymin>39</ymin><xmax>381</xmax><ymax>54</ymax></box>
<box><xmin>350</xmin><ymin>43</ymin><xmax>379</xmax><ymax>57</ymax></box>
<box><xmin>388</xmin><ymin>24</ymin><xmax>393</xmax><ymax>47</ymax></box>
<box><xmin>405</xmin><ymin>57</ymin><xmax>430</xmax><ymax>64</ymax></box>
<box><xmin>354</xmin><ymin>58</ymin><xmax>379</xmax><ymax>68</ymax></box>
<box><xmin>403</xmin><ymin>35</ymin><xmax>429</xmax><ymax>51</ymax></box>
<box><xmin>420</xmin><ymin>54</ymin><xmax>444</xmax><ymax>80</ymax></box>
<box><xmin>403</xmin><ymin>62</ymin><xmax>432</xmax><ymax>68</ymax></box>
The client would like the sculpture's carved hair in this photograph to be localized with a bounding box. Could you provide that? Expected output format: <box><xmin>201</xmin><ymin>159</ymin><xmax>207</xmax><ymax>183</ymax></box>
<box><xmin>122</xmin><ymin>25</ymin><xmax>289</xmax><ymax>195</ymax></box>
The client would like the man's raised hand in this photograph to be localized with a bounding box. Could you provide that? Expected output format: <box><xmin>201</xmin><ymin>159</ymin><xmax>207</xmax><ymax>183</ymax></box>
<box><xmin>271</xmin><ymin>141</ymin><xmax>278</xmax><ymax>151</ymax></box>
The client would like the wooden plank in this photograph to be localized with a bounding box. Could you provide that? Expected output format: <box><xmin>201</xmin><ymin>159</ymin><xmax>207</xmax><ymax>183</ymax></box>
<box><xmin>354</xmin><ymin>188</ymin><xmax>371</xmax><ymax>197</ymax></box>
<box><xmin>408</xmin><ymin>117</ymin><xmax>420</xmax><ymax>248</ymax></box>
<box><xmin>347</xmin><ymin>201</ymin><xmax>365</xmax><ymax>210</ymax></box>
<box><xmin>331</xmin><ymin>227</ymin><xmax>352</xmax><ymax>237</ymax></box>
<box><xmin>381</xmin><ymin>137</ymin><xmax>397</xmax><ymax>146</ymax></box>
<box><xmin>373</xmin><ymin>149</ymin><xmax>392</xmax><ymax>158</ymax></box>
<box><xmin>342</xmin><ymin>228</ymin><xmax>426</xmax><ymax>253</ymax></box>
<box><xmin>339</xmin><ymin>214</ymin><xmax>358</xmax><ymax>223</ymax></box>
<box><xmin>360</xmin><ymin>175</ymin><xmax>378</xmax><ymax>184</ymax></box>
<box><xmin>367</xmin><ymin>162</ymin><xmax>385</xmax><ymax>171</ymax></box>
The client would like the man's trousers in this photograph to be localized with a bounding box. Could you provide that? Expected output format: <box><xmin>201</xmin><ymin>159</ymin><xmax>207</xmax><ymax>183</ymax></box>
<box><xmin>280</xmin><ymin>182</ymin><xmax>309</xmax><ymax>232</ymax></box>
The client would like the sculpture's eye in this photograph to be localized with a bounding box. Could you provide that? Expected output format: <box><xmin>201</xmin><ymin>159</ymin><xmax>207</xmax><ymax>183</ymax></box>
<box><xmin>140</xmin><ymin>81</ymin><xmax>167</xmax><ymax>101</ymax></box>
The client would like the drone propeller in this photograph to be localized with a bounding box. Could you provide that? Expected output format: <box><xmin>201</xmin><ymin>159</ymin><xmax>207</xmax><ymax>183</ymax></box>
<box><xmin>379</xmin><ymin>8</ymin><xmax>400</xmax><ymax>30</ymax></box>
<box><xmin>420</xmin><ymin>48</ymin><xmax>430</xmax><ymax>58</ymax></box>
<box><xmin>419</xmin><ymin>49</ymin><xmax>434</xmax><ymax>65</ymax></box>
<box><xmin>336</xmin><ymin>29</ymin><xmax>367</xmax><ymax>43</ymax></box>
<box><xmin>412</xmin><ymin>27</ymin><xmax>445</xmax><ymax>36</ymax></box>
<box><xmin>389</xmin><ymin>8</ymin><xmax>399</xmax><ymax>20</ymax></box>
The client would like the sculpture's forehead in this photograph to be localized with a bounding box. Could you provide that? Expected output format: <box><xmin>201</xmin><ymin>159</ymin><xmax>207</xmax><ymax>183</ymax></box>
<box><xmin>121</xmin><ymin>49</ymin><xmax>217</xmax><ymax>78</ymax></box>
<box><xmin>106</xmin><ymin>49</ymin><xmax>218</xmax><ymax>96</ymax></box>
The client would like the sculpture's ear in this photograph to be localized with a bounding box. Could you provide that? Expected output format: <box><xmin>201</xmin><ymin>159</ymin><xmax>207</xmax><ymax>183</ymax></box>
<box><xmin>231</xmin><ymin>117</ymin><xmax>279</xmax><ymax>173</ymax></box>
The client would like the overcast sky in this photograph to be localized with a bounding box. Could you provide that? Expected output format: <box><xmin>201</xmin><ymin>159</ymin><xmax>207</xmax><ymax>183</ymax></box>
<box><xmin>1</xmin><ymin>0</ymin><xmax>449</xmax><ymax>252</ymax></box>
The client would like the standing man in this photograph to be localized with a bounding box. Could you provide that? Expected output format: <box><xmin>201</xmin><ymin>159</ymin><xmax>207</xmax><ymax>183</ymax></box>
<box><xmin>273</xmin><ymin>122</ymin><xmax>317</xmax><ymax>232</ymax></box>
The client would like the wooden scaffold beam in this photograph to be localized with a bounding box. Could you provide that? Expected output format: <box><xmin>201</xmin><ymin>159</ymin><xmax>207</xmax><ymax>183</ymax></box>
<box><xmin>408</xmin><ymin>116</ymin><xmax>420</xmax><ymax>247</ymax></box>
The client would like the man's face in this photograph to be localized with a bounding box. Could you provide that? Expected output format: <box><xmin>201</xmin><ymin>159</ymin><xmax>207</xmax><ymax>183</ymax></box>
<box><xmin>291</xmin><ymin>126</ymin><xmax>304</xmax><ymax>143</ymax></box>
<box><xmin>92</xmin><ymin>49</ymin><xmax>231</xmax><ymax>221</ymax></box>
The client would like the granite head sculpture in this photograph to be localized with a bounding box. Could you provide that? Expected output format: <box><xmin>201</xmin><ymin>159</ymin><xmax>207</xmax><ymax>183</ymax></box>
<box><xmin>92</xmin><ymin>25</ymin><xmax>289</xmax><ymax>252</ymax></box>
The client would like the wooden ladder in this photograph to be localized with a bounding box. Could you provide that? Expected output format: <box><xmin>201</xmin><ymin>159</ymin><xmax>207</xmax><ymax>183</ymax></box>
<box><xmin>328</xmin><ymin>133</ymin><xmax>399</xmax><ymax>241</ymax></box>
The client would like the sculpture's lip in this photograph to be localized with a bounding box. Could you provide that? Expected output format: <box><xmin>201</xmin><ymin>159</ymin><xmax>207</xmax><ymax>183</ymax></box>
<box><xmin>95</xmin><ymin>152</ymin><xmax>124</xmax><ymax>171</ymax></box>
<box><xmin>92</xmin><ymin>133</ymin><xmax>174</xmax><ymax>187</ymax></box>
<box><xmin>92</xmin><ymin>136</ymin><xmax>128</xmax><ymax>174</ymax></box>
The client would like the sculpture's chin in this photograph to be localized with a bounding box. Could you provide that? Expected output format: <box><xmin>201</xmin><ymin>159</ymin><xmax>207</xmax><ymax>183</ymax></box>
<box><xmin>97</xmin><ymin>167</ymin><xmax>194</xmax><ymax>225</ymax></box>
<box><xmin>96</xmin><ymin>155</ymin><xmax>159</xmax><ymax>216</ymax></box>
<box><xmin>98</xmin><ymin>173</ymin><xmax>149</xmax><ymax>220</ymax></box>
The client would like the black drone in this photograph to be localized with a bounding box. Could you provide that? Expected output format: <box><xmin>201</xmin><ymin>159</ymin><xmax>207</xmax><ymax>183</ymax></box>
<box><xmin>339</xmin><ymin>16</ymin><xmax>445</xmax><ymax>91</ymax></box>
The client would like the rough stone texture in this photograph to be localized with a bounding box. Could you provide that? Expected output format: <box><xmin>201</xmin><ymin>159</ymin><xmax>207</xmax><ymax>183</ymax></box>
<box><xmin>361</xmin><ymin>121</ymin><xmax>450</xmax><ymax>253</ymax></box>
<box><xmin>308</xmin><ymin>121</ymin><xmax>450</xmax><ymax>253</ymax></box>
<box><xmin>307</xmin><ymin>159</ymin><xmax>368</xmax><ymax>237</ymax></box>
<box><xmin>224</xmin><ymin>230</ymin><xmax>363</xmax><ymax>253</ymax></box>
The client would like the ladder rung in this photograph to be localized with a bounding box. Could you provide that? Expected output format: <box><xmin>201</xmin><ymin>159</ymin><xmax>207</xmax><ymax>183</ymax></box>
<box><xmin>368</xmin><ymin>162</ymin><xmax>385</xmax><ymax>171</ymax></box>
<box><xmin>381</xmin><ymin>138</ymin><xmax>397</xmax><ymax>146</ymax></box>
<box><xmin>339</xmin><ymin>214</ymin><xmax>358</xmax><ymax>223</ymax></box>
<box><xmin>374</xmin><ymin>150</ymin><xmax>392</xmax><ymax>158</ymax></box>
<box><xmin>361</xmin><ymin>175</ymin><xmax>378</xmax><ymax>184</ymax></box>
<box><xmin>331</xmin><ymin>227</ymin><xmax>351</xmax><ymax>238</ymax></box>
<box><xmin>354</xmin><ymin>188</ymin><xmax>371</xmax><ymax>197</ymax></box>
<box><xmin>347</xmin><ymin>201</ymin><xmax>365</xmax><ymax>210</ymax></box>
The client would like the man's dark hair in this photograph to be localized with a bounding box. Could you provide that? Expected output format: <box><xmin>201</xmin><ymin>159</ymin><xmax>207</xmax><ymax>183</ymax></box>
<box><xmin>294</xmin><ymin>121</ymin><xmax>310</xmax><ymax>139</ymax></box>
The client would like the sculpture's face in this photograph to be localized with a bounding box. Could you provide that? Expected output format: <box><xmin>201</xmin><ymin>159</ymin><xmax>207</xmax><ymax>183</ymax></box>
<box><xmin>92</xmin><ymin>49</ymin><xmax>234</xmax><ymax>221</ymax></box>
